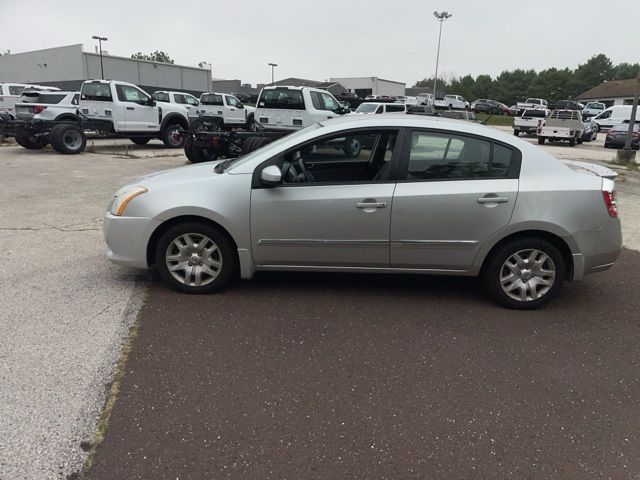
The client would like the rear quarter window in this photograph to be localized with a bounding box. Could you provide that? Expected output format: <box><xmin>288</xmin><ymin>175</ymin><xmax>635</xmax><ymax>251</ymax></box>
<box><xmin>153</xmin><ymin>92</ymin><xmax>170</xmax><ymax>102</ymax></box>
<box><xmin>21</xmin><ymin>93</ymin><xmax>67</xmax><ymax>104</ymax></box>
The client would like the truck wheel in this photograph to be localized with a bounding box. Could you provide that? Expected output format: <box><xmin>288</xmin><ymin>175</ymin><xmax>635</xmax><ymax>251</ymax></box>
<box><xmin>344</xmin><ymin>137</ymin><xmax>362</xmax><ymax>158</ymax></box>
<box><xmin>161</xmin><ymin>124</ymin><xmax>185</xmax><ymax>148</ymax></box>
<box><xmin>569</xmin><ymin>136</ymin><xmax>576</xmax><ymax>147</ymax></box>
<box><xmin>184</xmin><ymin>135</ymin><xmax>218</xmax><ymax>164</ymax></box>
<box><xmin>50</xmin><ymin>124</ymin><xmax>86</xmax><ymax>154</ymax></box>
<box><xmin>131</xmin><ymin>137</ymin><xmax>151</xmax><ymax>145</ymax></box>
<box><xmin>537</xmin><ymin>137</ymin><xmax>546</xmax><ymax>145</ymax></box>
<box><xmin>15</xmin><ymin>135</ymin><xmax>48</xmax><ymax>150</ymax></box>
<box><xmin>513</xmin><ymin>129</ymin><xmax>520</xmax><ymax>136</ymax></box>
<box><xmin>242</xmin><ymin>136</ymin><xmax>260</xmax><ymax>155</ymax></box>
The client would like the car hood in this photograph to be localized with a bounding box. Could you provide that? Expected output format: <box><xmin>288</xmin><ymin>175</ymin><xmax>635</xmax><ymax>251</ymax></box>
<box><xmin>127</xmin><ymin>160</ymin><xmax>230</xmax><ymax>189</ymax></box>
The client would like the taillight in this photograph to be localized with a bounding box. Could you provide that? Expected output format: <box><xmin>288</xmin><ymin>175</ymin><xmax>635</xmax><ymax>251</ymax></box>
<box><xmin>602</xmin><ymin>190</ymin><xmax>618</xmax><ymax>218</ymax></box>
<box><xmin>32</xmin><ymin>105</ymin><xmax>47</xmax><ymax>114</ymax></box>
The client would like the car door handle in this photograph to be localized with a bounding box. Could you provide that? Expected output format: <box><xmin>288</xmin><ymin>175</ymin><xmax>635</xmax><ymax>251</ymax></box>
<box><xmin>356</xmin><ymin>201</ymin><xmax>387</xmax><ymax>209</ymax></box>
<box><xmin>126</xmin><ymin>107</ymin><xmax>135</xmax><ymax>110</ymax></box>
<box><xmin>477</xmin><ymin>195</ymin><xmax>509</xmax><ymax>204</ymax></box>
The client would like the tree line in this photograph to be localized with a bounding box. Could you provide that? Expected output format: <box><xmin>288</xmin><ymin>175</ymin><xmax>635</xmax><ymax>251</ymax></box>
<box><xmin>413</xmin><ymin>54</ymin><xmax>640</xmax><ymax>105</ymax></box>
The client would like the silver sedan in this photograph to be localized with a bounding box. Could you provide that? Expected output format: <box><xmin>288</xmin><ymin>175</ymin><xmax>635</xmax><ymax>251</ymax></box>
<box><xmin>104</xmin><ymin>115</ymin><xmax>622</xmax><ymax>309</ymax></box>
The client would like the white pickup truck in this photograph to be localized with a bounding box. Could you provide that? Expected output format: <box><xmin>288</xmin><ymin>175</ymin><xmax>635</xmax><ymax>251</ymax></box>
<box><xmin>537</xmin><ymin>109</ymin><xmax>584</xmax><ymax>146</ymax></box>
<box><xmin>434</xmin><ymin>94</ymin><xmax>469</xmax><ymax>110</ymax></box>
<box><xmin>152</xmin><ymin>90</ymin><xmax>200</xmax><ymax>119</ymax></box>
<box><xmin>2</xmin><ymin>79</ymin><xmax>191</xmax><ymax>154</ymax></box>
<box><xmin>513</xmin><ymin>108</ymin><xmax>548</xmax><ymax>136</ymax></box>
<box><xmin>516</xmin><ymin>98</ymin><xmax>548</xmax><ymax>115</ymax></box>
<box><xmin>197</xmin><ymin>92</ymin><xmax>255</xmax><ymax>127</ymax></box>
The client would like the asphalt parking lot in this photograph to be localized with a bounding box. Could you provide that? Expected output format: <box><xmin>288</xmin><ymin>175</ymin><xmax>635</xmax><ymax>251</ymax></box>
<box><xmin>0</xmin><ymin>134</ymin><xmax>639</xmax><ymax>479</ymax></box>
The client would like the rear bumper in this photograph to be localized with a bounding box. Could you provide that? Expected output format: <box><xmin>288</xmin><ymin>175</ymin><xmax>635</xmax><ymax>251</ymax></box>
<box><xmin>568</xmin><ymin>218</ymin><xmax>622</xmax><ymax>280</ymax></box>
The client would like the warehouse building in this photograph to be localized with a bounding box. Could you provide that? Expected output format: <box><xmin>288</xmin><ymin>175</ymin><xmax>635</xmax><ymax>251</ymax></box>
<box><xmin>329</xmin><ymin>77</ymin><xmax>405</xmax><ymax>98</ymax></box>
<box><xmin>0</xmin><ymin>44</ymin><xmax>212</xmax><ymax>96</ymax></box>
<box><xmin>576</xmin><ymin>78</ymin><xmax>639</xmax><ymax>108</ymax></box>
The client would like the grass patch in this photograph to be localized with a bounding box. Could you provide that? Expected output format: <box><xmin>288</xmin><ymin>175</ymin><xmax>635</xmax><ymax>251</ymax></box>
<box><xmin>476</xmin><ymin>113</ymin><xmax>514</xmax><ymax>126</ymax></box>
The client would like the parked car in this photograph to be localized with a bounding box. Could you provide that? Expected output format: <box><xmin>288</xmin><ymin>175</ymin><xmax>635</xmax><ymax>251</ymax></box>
<box><xmin>434</xmin><ymin>94</ymin><xmax>469</xmax><ymax>110</ymax></box>
<box><xmin>513</xmin><ymin>109</ymin><xmax>548</xmax><ymax>136</ymax></box>
<box><xmin>406</xmin><ymin>105</ymin><xmax>438</xmax><ymax>116</ymax></box>
<box><xmin>0</xmin><ymin>83</ymin><xmax>60</xmax><ymax>118</ymax></box>
<box><xmin>472</xmin><ymin>99</ymin><xmax>502</xmax><ymax>115</ymax></box>
<box><xmin>516</xmin><ymin>98</ymin><xmax>548</xmax><ymax>115</ymax></box>
<box><xmin>352</xmin><ymin>102</ymin><xmax>407</xmax><ymax>114</ymax></box>
<box><xmin>537</xmin><ymin>109</ymin><xmax>584</xmax><ymax>146</ymax></box>
<box><xmin>581</xmin><ymin>118</ymin><xmax>599</xmax><ymax>142</ymax></box>
<box><xmin>0</xmin><ymin>109</ymin><xmax>11</xmax><ymax>141</ymax></box>
<box><xmin>104</xmin><ymin>115</ymin><xmax>621</xmax><ymax>309</ymax></box>
<box><xmin>604</xmin><ymin>122</ymin><xmax>640</xmax><ymax>150</ymax></box>
<box><xmin>417</xmin><ymin>93</ymin><xmax>435</xmax><ymax>106</ymax></box>
<box><xmin>582</xmin><ymin>101</ymin><xmax>605</xmax><ymax>119</ymax></box>
<box><xmin>152</xmin><ymin>91</ymin><xmax>201</xmax><ymax>119</ymax></box>
<box><xmin>592</xmin><ymin>105</ymin><xmax>640</xmax><ymax>132</ymax></box>
<box><xmin>499</xmin><ymin>103</ymin><xmax>516</xmax><ymax>116</ymax></box>
<box><xmin>439</xmin><ymin>110</ymin><xmax>477</xmax><ymax>121</ymax></box>
<box><xmin>14</xmin><ymin>91</ymin><xmax>80</xmax><ymax>122</ymax></box>
<box><xmin>554</xmin><ymin>100</ymin><xmax>583</xmax><ymax>111</ymax></box>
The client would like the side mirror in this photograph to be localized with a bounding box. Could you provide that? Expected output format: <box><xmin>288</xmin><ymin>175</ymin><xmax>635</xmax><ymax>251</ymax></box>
<box><xmin>260</xmin><ymin>165</ymin><xmax>282</xmax><ymax>186</ymax></box>
<box><xmin>237</xmin><ymin>103</ymin><xmax>244</xmax><ymax>109</ymax></box>
<box><xmin>147</xmin><ymin>98</ymin><xmax>156</xmax><ymax>107</ymax></box>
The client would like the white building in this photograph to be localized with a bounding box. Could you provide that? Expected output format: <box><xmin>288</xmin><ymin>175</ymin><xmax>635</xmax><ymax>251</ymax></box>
<box><xmin>329</xmin><ymin>77</ymin><xmax>405</xmax><ymax>98</ymax></box>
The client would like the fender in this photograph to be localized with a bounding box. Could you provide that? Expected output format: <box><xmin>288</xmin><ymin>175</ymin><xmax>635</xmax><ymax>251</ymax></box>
<box><xmin>160</xmin><ymin>112</ymin><xmax>189</xmax><ymax>131</ymax></box>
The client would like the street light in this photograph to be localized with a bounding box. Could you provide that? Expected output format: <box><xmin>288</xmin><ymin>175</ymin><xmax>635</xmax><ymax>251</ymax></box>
<box><xmin>268</xmin><ymin>63</ymin><xmax>278</xmax><ymax>85</ymax></box>
<box><xmin>92</xmin><ymin>35</ymin><xmax>108</xmax><ymax>80</ymax></box>
<box><xmin>432</xmin><ymin>11</ymin><xmax>452</xmax><ymax>101</ymax></box>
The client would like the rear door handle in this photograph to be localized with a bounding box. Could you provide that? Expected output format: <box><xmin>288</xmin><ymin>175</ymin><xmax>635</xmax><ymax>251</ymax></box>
<box><xmin>477</xmin><ymin>196</ymin><xmax>509</xmax><ymax>204</ymax></box>
<box><xmin>356</xmin><ymin>201</ymin><xmax>387</xmax><ymax>209</ymax></box>
<box><xmin>126</xmin><ymin>107</ymin><xmax>135</xmax><ymax>110</ymax></box>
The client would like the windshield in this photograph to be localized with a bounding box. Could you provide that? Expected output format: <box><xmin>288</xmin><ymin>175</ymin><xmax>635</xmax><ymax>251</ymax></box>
<box><xmin>586</xmin><ymin>102</ymin><xmax>604</xmax><ymax>110</ymax></box>
<box><xmin>227</xmin><ymin>123</ymin><xmax>323</xmax><ymax>171</ymax></box>
<box><xmin>522</xmin><ymin>109</ymin><xmax>547</xmax><ymax>117</ymax></box>
<box><xmin>355</xmin><ymin>103</ymin><xmax>379</xmax><ymax>113</ymax></box>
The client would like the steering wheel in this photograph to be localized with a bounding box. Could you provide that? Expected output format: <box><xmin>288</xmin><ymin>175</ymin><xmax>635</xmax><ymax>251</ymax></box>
<box><xmin>297</xmin><ymin>156</ymin><xmax>315</xmax><ymax>182</ymax></box>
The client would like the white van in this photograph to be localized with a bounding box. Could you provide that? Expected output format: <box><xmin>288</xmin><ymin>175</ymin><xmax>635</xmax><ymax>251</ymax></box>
<box><xmin>352</xmin><ymin>102</ymin><xmax>407</xmax><ymax>115</ymax></box>
<box><xmin>593</xmin><ymin>105</ymin><xmax>640</xmax><ymax>131</ymax></box>
<box><xmin>0</xmin><ymin>83</ymin><xmax>60</xmax><ymax>118</ymax></box>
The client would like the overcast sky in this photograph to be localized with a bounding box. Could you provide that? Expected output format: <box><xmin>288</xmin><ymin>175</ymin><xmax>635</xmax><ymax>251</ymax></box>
<box><xmin>1</xmin><ymin>0</ymin><xmax>638</xmax><ymax>86</ymax></box>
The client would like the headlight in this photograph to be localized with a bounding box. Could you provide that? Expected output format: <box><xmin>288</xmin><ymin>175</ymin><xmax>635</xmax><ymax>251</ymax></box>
<box><xmin>110</xmin><ymin>186</ymin><xmax>148</xmax><ymax>216</ymax></box>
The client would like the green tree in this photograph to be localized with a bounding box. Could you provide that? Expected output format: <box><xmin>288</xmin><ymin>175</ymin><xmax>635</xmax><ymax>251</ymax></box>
<box><xmin>612</xmin><ymin>62</ymin><xmax>640</xmax><ymax>80</ymax></box>
<box><xmin>472</xmin><ymin>74</ymin><xmax>494</xmax><ymax>99</ymax></box>
<box><xmin>131</xmin><ymin>50</ymin><xmax>175</xmax><ymax>64</ymax></box>
<box><xmin>573</xmin><ymin>54</ymin><xmax>613</xmax><ymax>92</ymax></box>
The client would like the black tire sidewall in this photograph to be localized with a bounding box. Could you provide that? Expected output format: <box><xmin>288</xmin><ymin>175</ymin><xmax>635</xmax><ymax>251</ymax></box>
<box><xmin>162</xmin><ymin>124</ymin><xmax>185</xmax><ymax>148</ymax></box>
<box><xmin>16</xmin><ymin>135</ymin><xmax>48</xmax><ymax>149</ymax></box>
<box><xmin>155</xmin><ymin>222</ymin><xmax>237</xmax><ymax>294</ymax></box>
<box><xmin>50</xmin><ymin>124</ymin><xmax>86</xmax><ymax>154</ymax></box>
<box><xmin>483</xmin><ymin>238</ymin><xmax>565</xmax><ymax>310</ymax></box>
<box><xmin>131</xmin><ymin>137</ymin><xmax>151</xmax><ymax>145</ymax></box>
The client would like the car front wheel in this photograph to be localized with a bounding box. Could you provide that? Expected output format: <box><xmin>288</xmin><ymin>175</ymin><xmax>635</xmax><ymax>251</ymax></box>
<box><xmin>154</xmin><ymin>222</ymin><xmax>237</xmax><ymax>294</ymax></box>
<box><xmin>483</xmin><ymin>238</ymin><xmax>565</xmax><ymax>309</ymax></box>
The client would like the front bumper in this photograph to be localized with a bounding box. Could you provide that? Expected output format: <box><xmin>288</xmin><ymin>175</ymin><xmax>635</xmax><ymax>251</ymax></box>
<box><xmin>103</xmin><ymin>212</ymin><xmax>161</xmax><ymax>269</ymax></box>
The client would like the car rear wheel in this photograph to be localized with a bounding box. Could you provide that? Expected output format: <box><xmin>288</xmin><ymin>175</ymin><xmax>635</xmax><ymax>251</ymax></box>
<box><xmin>483</xmin><ymin>238</ymin><xmax>565</xmax><ymax>309</ymax></box>
<box><xmin>154</xmin><ymin>222</ymin><xmax>237</xmax><ymax>294</ymax></box>
<box><xmin>513</xmin><ymin>129</ymin><xmax>520</xmax><ymax>136</ymax></box>
<box><xmin>131</xmin><ymin>137</ymin><xmax>151</xmax><ymax>145</ymax></box>
<box><xmin>537</xmin><ymin>137</ymin><xmax>546</xmax><ymax>144</ymax></box>
<box><xmin>15</xmin><ymin>135</ymin><xmax>48</xmax><ymax>150</ymax></box>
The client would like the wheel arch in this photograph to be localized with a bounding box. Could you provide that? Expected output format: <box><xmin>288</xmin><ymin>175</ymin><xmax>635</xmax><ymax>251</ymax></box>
<box><xmin>477</xmin><ymin>229</ymin><xmax>574</xmax><ymax>280</ymax></box>
<box><xmin>146</xmin><ymin>214</ymin><xmax>239</xmax><ymax>269</ymax></box>
<box><xmin>54</xmin><ymin>114</ymin><xmax>81</xmax><ymax>122</ymax></box>
<box><xmin>160</xmin><ymin>113</ymin><xmax>189</xmax><ymax>131</ymax></box>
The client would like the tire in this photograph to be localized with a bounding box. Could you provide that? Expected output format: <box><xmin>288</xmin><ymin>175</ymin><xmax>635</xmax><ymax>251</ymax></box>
<box><xmin>343</xmin><ymin>136</ymin><xmax>362</xmax><ymax>158</ymax></box>
<box><xmin>161</xmin><ymin>123</ymin><xmax>185</xmax><ymax>148</ymax></box>
<box><xmin>154</xmin><ymin>222</ymin><xmax>237</xmax><ymax>294</ymax></box>
<box><xmin>537</xmin><ymin>137</ymin><xmax>546</xmax><ymax>144</ymax></box>
<box><xmin>482</xmin><ymin>238</ymin><xmax>565</xmax><ymax>309</ymax></box>
<box><xmin>513</xmin><ymin>129</ymin><xmax>520</xmax><ymax>137</ymax></box>
<box><xmin>569</xmin><ymin>136</ymin><xmax>576</xmax><ymax>147</ymax></box>
<box><xmin>577</xmin><ymin>137</ymin><xmax>583</xmax><ymax>145</ymax></box>
<box><xmin>242</xmin><ymin>136</ymin><xmax>264</xmax><ymax>155</ymax></box>
<box><xmin>448</xmin><ymin>104</ymin><xmax>453</xmax><ymax>110</ymax></box>
<box><xmin>49</xmin><ymin>124</ymin><xmax>86</xmax><ymax>154</ymax></box>
<box><xmin>131</xmin><ymin>137</ymin><xmax>151</xmax><ymax>145</ymax></box>
<box><xmin>15</xmin><ymin>135</ymin><xmax>48</xmax><ymax>150</ymax></box>
<box><xmin>183</xmin><ymin>135</ymin><xmax>219</xmax><ymax>164</ymax></box>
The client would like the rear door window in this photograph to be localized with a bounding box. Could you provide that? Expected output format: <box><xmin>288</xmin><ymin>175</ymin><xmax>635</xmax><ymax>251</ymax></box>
<box><xmin>386</xmin><ymin>104</ymin><xmax>405</xmax><ymax>113</ymax></box>
<box><xmin>153</xmin><ymin>92</ymin><xmax>170</xmax><ymax>102</ymax></box>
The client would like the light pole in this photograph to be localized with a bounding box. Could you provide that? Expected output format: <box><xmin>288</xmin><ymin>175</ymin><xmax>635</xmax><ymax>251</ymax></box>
<box><xmin>268</xmin><ymin>63</ymin><xmax>278</xmax><ymax>85</ymax></box>
<box><xmin>92</xmin><ymin>35</ymin><xmax>108</xmax><ymax>79</ymax></box>
<box><xmin>617</xmin><ymin>74</ymin><xmax>640</xmax><ymax>164</ymax></box>
<box><xmin>432</xmin><ymin>11</ymin><xmax>452</xmax><ymax>101</ymax></box>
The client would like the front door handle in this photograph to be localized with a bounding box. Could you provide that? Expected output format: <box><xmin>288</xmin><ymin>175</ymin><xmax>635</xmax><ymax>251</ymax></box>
<box><xmin>477</xmin><ymin>195</ymin><xmax>509</xmax><ymax>204</ymax></box>
<box><xmin>126</xmin><ymin>107</ymin><xmax>135</xmax><ymax>110</ymax></box>
<box><xmin>356</xmin><ymin>201</ymin><xmax>387</xmax><ymax>209</ymax></box>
